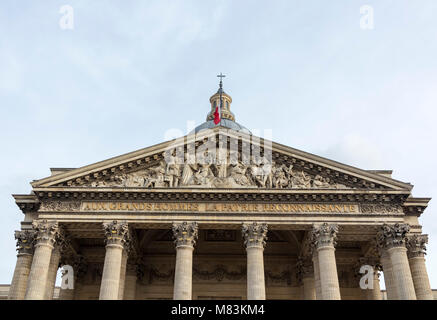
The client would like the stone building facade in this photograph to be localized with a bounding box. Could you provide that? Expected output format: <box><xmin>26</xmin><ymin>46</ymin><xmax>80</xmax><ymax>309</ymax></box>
<box><xmin>8</xmin><ymin>84</ymin><xmax>433</xmax><ymax>300</ymax></box>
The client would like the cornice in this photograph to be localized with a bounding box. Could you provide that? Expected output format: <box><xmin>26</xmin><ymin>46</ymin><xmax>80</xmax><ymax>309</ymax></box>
<box><xmin>403</xmin><ymin>197</ymin><xmax>431</xmax><ymax>217</ymax></box>
<box><xmin>31</xmin><ymin>187</ymin><xmax>410</xmax><ymax>203</ymax></box>
<box><xmin>12</xmin><ymin>194</ymin><xmax>40</xmax><ymax>213</ymax></box>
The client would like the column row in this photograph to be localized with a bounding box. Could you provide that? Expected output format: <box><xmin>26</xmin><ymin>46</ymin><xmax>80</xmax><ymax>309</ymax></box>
<box><xmin>8</xmin><ymin>220</ymin><xmax>434</xmax><ymax>300</ymax></box>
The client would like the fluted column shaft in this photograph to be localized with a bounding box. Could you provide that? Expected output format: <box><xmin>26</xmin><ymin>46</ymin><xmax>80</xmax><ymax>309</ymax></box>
<box><xmin>174</xmin><ymin>246</ymin><xmax>194</xmax><ymax>299</ymax></box>
<box><xmin>408</xmin><ymin>256</ymin><xmax>433</xmax><ymax>300</ymax></box>
<box><xmin>246</xmin><ymin>246</ymin><xmax>265</xmax><ymax>300</ymax></box>
<box><xmin>8</xmin><ymin>231</ymin><xmax>34</xmax><ymax>300</ymax></box>
<box><xmin>380</xmin><ymin>251</ymin><xmax>397</xmax><ymax>299</ymax></box>
<box><xmin>378</xmin><ymin>223</ymin><xmax>416</xmax><ymax>300</ymax></box>
<box><xmin>312</xmin><ymin>253</ymin><xmax>322</xmax><ymax>299</ymax></box>
<box><xmin>311</xmin><ymin>223</ymin><xmax>341</xmax><ymax>300</ymax></box>
<box><xmin>406</xmin><ymin>234</ymin><xmax>433</xmax><ymax>300</ymax></box>
<box><xmin>387</xmin><ymin>246</ymin><xmax>416</xmax><ymax>300</ymax></box>
<box><xmin>118</xmin><ymin>251</ymin><xmax>128</xmax><ymax>300</ymax></box>
<box><xmin>25</xmin><ymin>220</ymin><xmax>59</xmax><ymax>300</ymax></box>
<box><xmin>242</xmin><ymin>222</ymin><xmax>268</xmax><ymax>300</ymax></box>
<box><xmin>99</xmin><ymin>221</ymin><xmax>131</xmax><ymax>300</ymax></box>
<box><xmin>100</xmin><ymin>243</ymin><xmax>124</xmax><ymax>299</ymax></box>
<box><xmin>318</xmin><ymin>246</ymin><xmax>340</xmax><ymax>300</ymax></box>
<box><xmin>9</xmin><ymin>254</ymin><xmax>33</xmax><ymax>300</ymax></box>
<box><xmin>172</xmin><ymin>222</ymin><xmax>198</xmax><ymax>300</ymax></box>
<box><xmin>44</xmin><ymin>247</ymin><xmax>61</xmax><ymax>300</ymax></box>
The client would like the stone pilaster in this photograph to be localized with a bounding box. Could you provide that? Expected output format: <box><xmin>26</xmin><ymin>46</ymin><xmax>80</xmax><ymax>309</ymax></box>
<box><xmin>311</xmin><ymin>223</ymin><xmax>341</xmax><ymax>300</ymax></box>
<box><xmin>406</xmin><ymin>234</ymin><xmax>433</xmax><ymax>300</ymax></box>
<box><xmin>25</xmin><ymin>220</ymin><xmax>60</xmax><ymax>300</ymax></box>
<box><xmin>8</xmin><ymin>230</ymin><xmax>35</xmax><ymax>300</ymax></box>
<box><xmin>242</xmin><ymin>222</ymin><xmax>268</xmax><ymax>300</ymax></box>
<box><xmin>172</xmin><ymin>222</ymin><xmax>198</xmax><ymax>300</ymax></box>
<box><xmin>296</xmin><ymin>257</ymin><xmax>316</xmax><ymax>300</ymax></box>
<box><xmin>99</xmin><ymin>220</ymin><xmax>131</xmax><ymax>300</ymax></box>
<box><xmin>377</xmin><ymin>224</ymin><xmax>416</xmax><ymax>300</ymax></box>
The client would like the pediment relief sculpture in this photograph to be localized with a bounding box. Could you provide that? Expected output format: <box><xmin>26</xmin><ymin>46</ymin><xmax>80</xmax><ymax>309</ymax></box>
<box><xmin>80</xmin><ymin>152</ymin><xmax>351</xmax><ymax>190</ymax></box>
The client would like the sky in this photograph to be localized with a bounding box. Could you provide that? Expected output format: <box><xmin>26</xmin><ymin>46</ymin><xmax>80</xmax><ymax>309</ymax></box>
<box><xmin>1</xmin><ymin>0</ymin><xmax>436</xmax><ymax>290</ymax></box>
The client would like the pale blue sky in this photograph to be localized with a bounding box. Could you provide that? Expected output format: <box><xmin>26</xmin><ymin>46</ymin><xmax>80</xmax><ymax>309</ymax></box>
<box><xmin>1</xmin><ymin>1</ymin><xmax>437</xmax><ymax>288</ymax></box>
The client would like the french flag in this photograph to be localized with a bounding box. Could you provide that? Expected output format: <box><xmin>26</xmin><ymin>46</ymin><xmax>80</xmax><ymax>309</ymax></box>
<box><xmin>214</xmin><ymin>99</ymin><xmax>221</xmax><ymax>125</ymax></box>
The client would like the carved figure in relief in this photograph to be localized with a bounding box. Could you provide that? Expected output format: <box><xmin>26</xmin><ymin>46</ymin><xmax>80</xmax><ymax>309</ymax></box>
<box><xmin>313</xmin><ymin>175</ymin><xmax>332</xmax><ymax>189</ymax></box>
<box><xmin>195</xmin><ymin>163</ymin><xmax>214</xmax><ymax>186</ymax></box>
<box><xmin>166</xmin><ymin>153</ymin><xmax>181</xmax><ymax>187</ymax></box>
<box><xmin>230</xmin><ymin>161</ymin><xmax>252</xmax><ymax>186</ymax></box>
<box><xmin>291</xmin><ymin>170</ymin><xmax>312</xmax><ymax>188</ymax></box>
<box><xmin>181</xmin><ymin>151</ymin><xmax>197</xmax><ymax>185</ymax></box>
<box><xmin>248</xmin><ymin>156</ymin><xmax>265</xmax><ymax>187</ymax></box>
<box><xmin>273</xmin><ymin>164</ymin><xmax>288</xmax><ymax>189</ymax></box>
<box><xmin>216</xmin><ymin>144</ymin><xmax>229</xmax><ymax>179</ymax></box>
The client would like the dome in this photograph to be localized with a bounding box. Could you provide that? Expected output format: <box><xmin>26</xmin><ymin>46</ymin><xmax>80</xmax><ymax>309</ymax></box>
<box><xmin>190</xmin><ymin>74</ymin><xmax>251</xmax><ymax>135</ymax></box>
<box><xmin>191</xmin><ymin>119</ymin><xmax>252</xmax><ymax>135</ymax></box>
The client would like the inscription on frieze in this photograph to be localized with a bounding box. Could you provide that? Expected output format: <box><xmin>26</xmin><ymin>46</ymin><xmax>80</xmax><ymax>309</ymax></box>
<box><xmin>78</xmin><ymin>201</ymin><xmax>359</xmax><ymax>214</ymax></box>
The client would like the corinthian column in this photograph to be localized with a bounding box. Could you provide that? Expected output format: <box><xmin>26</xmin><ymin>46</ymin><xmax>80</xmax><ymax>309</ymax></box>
<box><xmin>312</xmin><ymin>251</ymin><xmax>322</xmax><ymax>299</ymax></box>
<box><xmin>311</xmin><ymin>223</ymin><xmax>341</xmax><ymax>300</ymax></box>
<box><xmin>296</xmin><ymin>257</ymin><xmax>316</xmax><ymax>300</ymax></box>
<box><xmin>8</xmin><ymin>230</ymin><xmax>35</xmax><ymax>300</ymax></box>
<box><xmin>377</xmin><ymin>224</ymin><xmax>416</xmax><ymax>300</ymax></box>
<box><xmin>25</xmin><ymin>220</ymin><xmax>60</xmax><ymax>300</ymax></box>
<box><xmin>379</xmin><ymin>249</ymin><xmax>397</xmax><ymax>299</ymax></box>
<box><xmin>99</xmin><ymin>221</ymin><xmax>131</xmax><ymax>300</ymax></box>
<box><xmin>406</xmin><ymin>234</ymin><xmax>433</xmax><ymax>300</ymax></box>
<box><xmin>242</xmin><ymin>222</ymin><xmax>268</xmax><ymax>300</ymax></box>
<box><xmin>172</xmin><ymin>222</ymin><xmax>198</xmax><ymax>300</ymax></box>
<box><xmin>44</xmin><ymin>229</ymin><xmax>67</xmax><ymax>300</ymax></box>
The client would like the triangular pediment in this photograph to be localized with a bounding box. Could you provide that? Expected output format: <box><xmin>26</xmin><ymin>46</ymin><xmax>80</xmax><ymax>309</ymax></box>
<box><xmin>31</xmin><ymin>128</ymin><xmax>412</xmax><ymax>191</ymax></box>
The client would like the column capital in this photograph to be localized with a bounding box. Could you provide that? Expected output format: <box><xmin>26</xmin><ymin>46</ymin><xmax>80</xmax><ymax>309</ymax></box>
<box><xmin>377</xmin><ymin>223</ymin><xmax>410</xmax><ymax>250</ymax></box>
<box><xmin>311</xmin><ymin>223</ymin><xmax>338</xmax><ymax>250</ymax></box>
<box><xmin>32</xmin><ymin>220</ymin><xmax>60</xmax><ymax>248</ymax></box>
<box><xmin>172</xmin><ymin>222</ymin><xmax>198</xmax><ymax>248</ymax></box>
<box><xmin>14</xmin><ymin>230</ymin><xmax>35</xmax><ymax>255</ymax></box>
<box><xmin>103</xmin><ymin>220</ymin><xmax>131</xmax><ymax>249</ymax></box>
<box><xmin>242</xmin><ymin>222</ymin><xmax>268</xmax><ymax>249</ymax></box>
<box><xmin>406</xmin><ymin>234</ymin><xmax>428</xmax><ymax>258</ymax></box>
